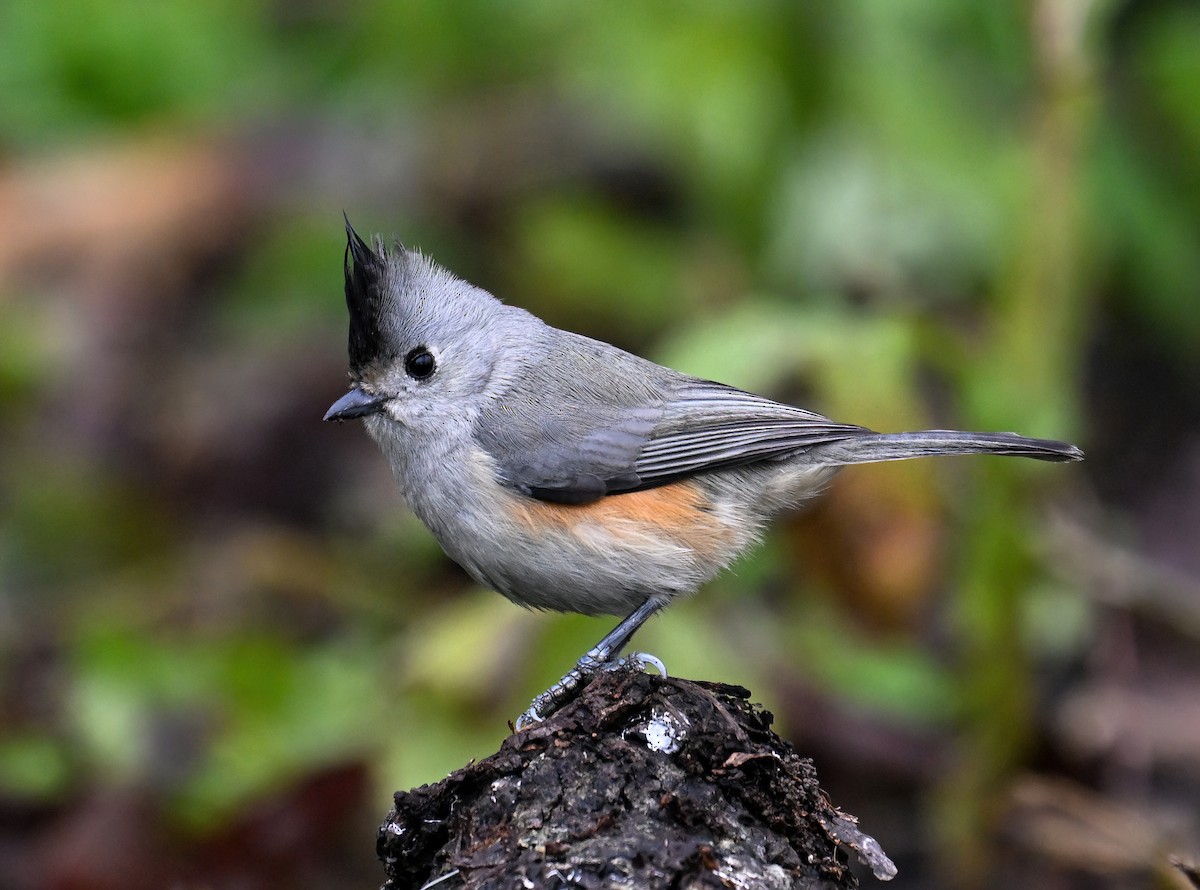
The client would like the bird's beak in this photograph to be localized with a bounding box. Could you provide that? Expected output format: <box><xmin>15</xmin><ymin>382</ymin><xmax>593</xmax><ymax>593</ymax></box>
<box><xmin>324</xmin><ymin>387</ymin><xmax>387</xmax><ymax>422</ymax></box>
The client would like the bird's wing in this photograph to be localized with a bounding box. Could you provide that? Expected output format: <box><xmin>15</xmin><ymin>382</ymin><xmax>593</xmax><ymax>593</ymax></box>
<box><xmin>631</xmin><ymin>381</ymin><xmax>869</xmax><ymax>486</ymax></box>
<box><xmin>473</xmin><ymin>334</ymin><xmax>869</xmax><ymax>504</ymax></box>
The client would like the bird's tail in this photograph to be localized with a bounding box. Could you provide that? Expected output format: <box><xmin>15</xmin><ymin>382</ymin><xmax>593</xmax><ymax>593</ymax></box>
<box><xmin>812</xmin><ymin>430</ymin><xmax>1083</xmax><ymax>466</ymax></box>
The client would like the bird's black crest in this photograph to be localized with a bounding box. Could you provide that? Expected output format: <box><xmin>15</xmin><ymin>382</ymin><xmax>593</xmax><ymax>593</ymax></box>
<box><xmin>343</xmin><ymin>214</ymin><xmax>388</xmax><ymax>374</ymax></box>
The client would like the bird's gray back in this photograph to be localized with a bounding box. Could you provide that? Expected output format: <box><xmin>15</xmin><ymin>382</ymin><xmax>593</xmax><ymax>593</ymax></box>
<box><xmin>473</xmin><ymin>331</ymin><xmax>677</xmax><ymax>503</ymax></box>
<box><xmin>473</xmin><ymin>329</ymin><xmax>871</xmax><ymax>504</ymax></box>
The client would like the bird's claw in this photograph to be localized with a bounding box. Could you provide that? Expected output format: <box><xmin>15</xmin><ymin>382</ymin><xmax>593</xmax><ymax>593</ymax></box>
<box><xmin>514</xmin><ymin>650</ymin><xmax>668</xmax><ymax>731</ymax></box>
<box><xmin>617</xmin><ymin>651</ymin><xmax>668</xmax><ymax>677</ymax></box>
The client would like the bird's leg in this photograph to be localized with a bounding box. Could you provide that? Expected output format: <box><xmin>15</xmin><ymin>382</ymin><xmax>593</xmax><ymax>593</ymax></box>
<box><xmin>515</xmin><ymin>597</ymin><xmax>668</xmax><ymax>730</ymax></box>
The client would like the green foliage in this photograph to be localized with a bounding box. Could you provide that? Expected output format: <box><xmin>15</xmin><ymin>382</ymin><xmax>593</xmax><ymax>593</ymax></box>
<box><xmin>0</xmin><ymin>0</ymin><xmax>275</xmax><ymax>145</ymax></box>
<box><xmin>0</xmin><ymin>735</ymin><xmax>71</xmax><ymax>801</ymax></box>
<box><xmin>218</xmin><ymin>219</ymin><xmax>350</xmax><ymax>340</ymax></box>
<box><xmin>68</xmin><ymin>629</ymin><xmax>385</xmax><ymax>828</ymax></box>
<box><xmin>512</xmin><ymin>195</ymin><xmax>690</xmax><ymax>331</ymax></box>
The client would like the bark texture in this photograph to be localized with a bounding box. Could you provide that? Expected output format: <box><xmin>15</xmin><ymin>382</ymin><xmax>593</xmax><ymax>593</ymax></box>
<box><xmin>378</xmin><ymin>669</ymin><xmax>895</xmax><ymax>889</ymax></box>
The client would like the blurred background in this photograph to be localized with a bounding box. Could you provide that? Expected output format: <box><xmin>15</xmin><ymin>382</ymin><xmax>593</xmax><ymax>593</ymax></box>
<box><xmin>1</xmin><ymin>0</ymin><xmax>1198</xmax><ymax>887</ymax></box>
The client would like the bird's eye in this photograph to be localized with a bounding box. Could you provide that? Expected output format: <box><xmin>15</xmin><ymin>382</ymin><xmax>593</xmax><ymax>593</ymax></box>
<box><xmin>404</xmin><ymin>347</ymin><xmax>436</xmax><ymax>380</ymax></box>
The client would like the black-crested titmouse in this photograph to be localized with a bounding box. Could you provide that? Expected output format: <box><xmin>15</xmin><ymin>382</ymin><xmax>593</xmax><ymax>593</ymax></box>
<box><xmin>325</xmin><ymin>219</ymin><xmax>1083</xmax><ymax>728</ymax></box>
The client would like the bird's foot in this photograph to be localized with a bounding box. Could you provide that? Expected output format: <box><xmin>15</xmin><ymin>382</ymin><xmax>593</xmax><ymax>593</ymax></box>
<box><xmin>514</xmin><ymin>651</ymin><xmax>668</xmax><ymax>731</ymax></box>
<box><xmin>617</xmin><ymin>651</ymin><xmax>668</xmax><ymax>678</ymax></box>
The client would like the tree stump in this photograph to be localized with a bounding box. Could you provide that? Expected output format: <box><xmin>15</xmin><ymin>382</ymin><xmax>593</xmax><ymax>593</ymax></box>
<box><xmin>378</xmin><ymin>668</ymin><xmax>896</xmax><ymax>889</ymax></box>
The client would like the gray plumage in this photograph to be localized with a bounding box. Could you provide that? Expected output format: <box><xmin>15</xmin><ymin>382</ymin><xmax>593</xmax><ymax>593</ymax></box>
<box><xmin>327</xmin><ymin>220</ymin><xmax>1081</xmax><ymax>644</ymax></box>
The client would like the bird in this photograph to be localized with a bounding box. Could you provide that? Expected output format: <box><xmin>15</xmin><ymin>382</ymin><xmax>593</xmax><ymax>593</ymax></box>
<box><xmin>325</xmin><ymin>219</ymin><xmax>1083</xmax><ymax>728</ymax></box>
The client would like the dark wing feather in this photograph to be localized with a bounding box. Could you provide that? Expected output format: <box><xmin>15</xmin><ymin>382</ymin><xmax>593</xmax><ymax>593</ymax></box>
<box><xmin>630</xmin><ymin>381</ymin><xmax>869</xmax><ymax>487</ymax></box>
<box><xmin>473</xmin><ymin>334</ymin><xmax>870</xmax><ymax>504</ymax></box>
